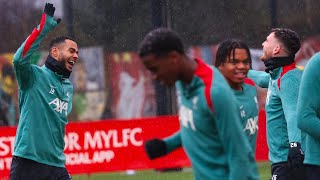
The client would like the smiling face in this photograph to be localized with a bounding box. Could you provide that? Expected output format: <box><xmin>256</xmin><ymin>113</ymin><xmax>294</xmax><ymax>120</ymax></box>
<box><xmin>51</xmin><ymin>39</ymin><xmax>79</xmax><ymax>72</ymax></box>
<box><xmin>218</xmin><ymin>48</ymin><xmax>250</xmax><ymax>90</ymax></box>
<box><xmin>261</xmin><ymin>32</ymin><xmax>281</xmax><ymax>61</ymax></box>
<box><xmin>141</xmin><ymin>52</ymin><xmax>180</xmax><ymax>86</ymax></box>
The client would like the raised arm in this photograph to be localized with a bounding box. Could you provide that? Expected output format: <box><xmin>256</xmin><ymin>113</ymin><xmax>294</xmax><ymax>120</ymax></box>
<box><xmin>13</xmin><ymin>3</ymin><xmax>60</xmax><ymax>90</ymax></box>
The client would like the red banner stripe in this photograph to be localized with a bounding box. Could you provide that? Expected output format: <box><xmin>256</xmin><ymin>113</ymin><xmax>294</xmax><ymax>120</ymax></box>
<box><xmin>0</xmin><ymin>114</ymin><xmax>267</xmax><ymax>177</ymax></box>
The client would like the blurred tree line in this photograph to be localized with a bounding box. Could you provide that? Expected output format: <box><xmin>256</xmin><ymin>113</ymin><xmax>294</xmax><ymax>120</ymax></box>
<box><xmin>0</xmin><ymin>0</ymin><xmax>319</xmax><ymax>54</ymax></box>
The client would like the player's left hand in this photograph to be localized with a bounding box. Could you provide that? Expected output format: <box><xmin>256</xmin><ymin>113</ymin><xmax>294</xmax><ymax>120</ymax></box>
<box><xmin>44</xmin><ymin>3</ymin><xmax>55</xmax><ymax>17</ymax></box>
<box><xmin>144</xmin><ymin>138</ymin><xmax>167</xmax><ymax>159</ymax></box>
<box><xmin>287</xmin><ymin>142</ymin><xmax>304</xmax><ymax>169</ymax></box>
<box><xmin>44</xmin><ymin>3</ymin><xmax>61</xmax><ymax>23</ymax></box>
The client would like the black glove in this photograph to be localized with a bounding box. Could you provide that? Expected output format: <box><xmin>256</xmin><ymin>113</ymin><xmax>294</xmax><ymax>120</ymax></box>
<box><xmin>288</xmin><ymin>142</ymin><xmax>304</xmax><ymax>169</ymax></box>
<box><xmin>44</xmin><ymin>3</ymin><xmax>55</xmax><ymax>17</ymax></box>
<box><xmin>44</xmin><ymin>3</ymin><xmax>61</xmax><ymax>23</ymax></box>
<box><xmin>144</xmin><ymin>139</ymin><xmax>167</xmax><ymax>159</ymax></box>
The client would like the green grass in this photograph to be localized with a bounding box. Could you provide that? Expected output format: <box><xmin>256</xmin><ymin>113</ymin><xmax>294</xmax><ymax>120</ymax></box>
<box><xmin>258</xmin><ymin>161</ymin><xmax>271</xmax><ymax>180</ymax></box>
<box><xmin>73</xmin><ymin>161</ymin><xmax>271</xmax><ymax>180</ymax></box>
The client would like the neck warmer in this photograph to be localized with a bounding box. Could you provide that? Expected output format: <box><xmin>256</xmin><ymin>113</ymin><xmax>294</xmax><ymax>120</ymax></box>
<box><xmin>264</xmin><ymin>55</ymin><xmax>295</xmax><ymax>73</ymax></box>
<box><xmin>45</xmin><ymin>55</ymin><xmax>71</xmax><ymax>79</ymax></box>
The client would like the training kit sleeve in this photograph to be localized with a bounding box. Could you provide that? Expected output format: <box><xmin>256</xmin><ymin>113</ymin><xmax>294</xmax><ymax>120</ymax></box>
<box><xmin>164</xmin><ymin>131</ymin><xmax>183</xmax><ymax>153</ymax></box>
<box><xmin>248</xmin><ymin>70</ymin><xmax>270</xmax><ymax>88</ymax></box>
<box><xmin>297</xmin><ymin>53</ymin><xmax>320</xmax><ymax>165</ymax></box>
<box><xmin>13</xmin><ymin>14</ymin><xmax>58</xmax><ymax>90</ymax></box>
<box><xmin>297</xmin><ymin>52</ymin><xmax>320</xmax><ymax>140</ymax></box>
<box><xmin>280</xmin><ymin>70</ymin><xmax>302</xmax><ymax>143</ymax></box>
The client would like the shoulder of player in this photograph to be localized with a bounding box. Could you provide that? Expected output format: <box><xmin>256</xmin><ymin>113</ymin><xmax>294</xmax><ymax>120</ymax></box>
<box><xmin>210</xmin><ymin>84</ymin><xmax>235</xmax><ymax>103</ymax></box>
<box><xmin>310</xmin><ymin>52</ymin><xmax>320</xmax><ymax>62</ymax></box>
<box><xmin>279</xmin><ymin>67</ymin><xmax>302</xmax><ymax>81</ymax></box>
<box><xmin>194</xmin><ymin>66</ymin><xmax>226</xmax><ymax>90</ymax></box>
<box><xmin>240</xmin><ymin>78</ymin><xmax>257</xmax><ymax>94</ymax></box>
<box><xmin>243</xmin><ymin>78</ymin><xmax>256</xmax><ymax>86</ymax></box>
<box><xmin>304</xmin><ymin>53</ymin><xmax>320</xmax><ymax>71</ymax></box>
<box><xmin>277</xmin><ymin>68</ymin><xmax>302</xmax><ymax>91</ymax></box>
<box><xmin>242</xmin><ymin>83</ymin><xmax>258</xmax><ymax>95</ymax></box>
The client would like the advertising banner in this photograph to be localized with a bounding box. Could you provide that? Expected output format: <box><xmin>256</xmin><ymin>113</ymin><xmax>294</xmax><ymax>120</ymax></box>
<box><xmin>0</xmin><ymin>116</ymin><xmax>189</xmax><ymax>178</ymax></box>
<box><xmin>0</xmin><ymin>114</ymin><xmax>268</xmax><ymax>178</ymax></box>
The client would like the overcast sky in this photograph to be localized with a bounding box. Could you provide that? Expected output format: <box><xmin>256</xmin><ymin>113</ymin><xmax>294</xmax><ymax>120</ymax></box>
<box><xmin>34</xmin><ymin>0</ymin><xmax>63</xmax><ymax>18</ymax></box>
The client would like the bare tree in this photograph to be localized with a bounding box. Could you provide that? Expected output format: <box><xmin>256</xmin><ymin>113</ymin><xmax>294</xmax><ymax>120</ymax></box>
<box><xmin>0</xmin><ymin>1</ymin><xmax>42</xmax><ymax>53</ymax></box>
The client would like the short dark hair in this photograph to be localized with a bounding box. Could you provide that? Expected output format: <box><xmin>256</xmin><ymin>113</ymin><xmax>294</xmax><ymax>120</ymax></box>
<box><xmin>215</xmin><ymin>39</ymin><xmax>252</xmax><ymax>67</ymax></box>
<box><xmin>138</xmin><ymin>28</ymin><xmax>185</xmax><ymax>57</ymax></box>
<box><xmin>49</xmin><ymin>36</ymin><xmax>75</xmax><ymax>51</ymax></box>
<box><xmin>271</xmin><ymin>28</ymin><xmax>301</xmax><ymax>55</ymax></box>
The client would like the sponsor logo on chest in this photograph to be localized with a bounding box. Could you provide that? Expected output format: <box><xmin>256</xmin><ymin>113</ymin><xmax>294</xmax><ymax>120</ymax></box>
<box><xmin>179</xmin><ymin>105</ymin><xmax>196</xmax><ymax>131</ymax></box>
<box><xmin>244</xmin><ymin>116</ymin><xmax>258</xmax><ymax>135</ymax></box>
<box><xmin>48</xmin><ymin>84</ymin><xmax>69</xmax><ymax>115</ymax></box>
<box><xmin>49</xmin><ymin>98</ymin><xmax>68</xmax><ymax>116</ymax></box>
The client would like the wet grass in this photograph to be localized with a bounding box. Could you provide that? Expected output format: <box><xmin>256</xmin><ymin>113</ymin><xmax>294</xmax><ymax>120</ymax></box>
<box><xmin>73</xmin><ymin>161</ymin><xmax>271</xmax><ymax>180</ymax></box>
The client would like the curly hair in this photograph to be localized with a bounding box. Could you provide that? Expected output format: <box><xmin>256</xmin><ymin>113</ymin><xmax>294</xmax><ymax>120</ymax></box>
<box><xmin>271</xmin><ymin>28</ymin><xmax>301</xmax><ymax>55</ymax></box>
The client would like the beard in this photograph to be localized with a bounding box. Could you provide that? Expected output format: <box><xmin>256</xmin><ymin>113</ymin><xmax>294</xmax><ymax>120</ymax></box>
<box><xmin>45</xmin><ymin>55</ymin><xmax>72</xmax><ymax>78</ymax></box>
<box><xmin>61</xmin><ymin>58</ymin><xmax>72</xmax><ymax>72</ymax></box>
<box><xmin>260</xmin><ymin>53</ymin><xmax>269</xmax><ymax>62</ymax></box>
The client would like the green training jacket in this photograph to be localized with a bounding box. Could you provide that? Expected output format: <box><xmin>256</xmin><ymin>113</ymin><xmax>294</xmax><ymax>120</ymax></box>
<box><xmin>297</xmin><ymin>52</ymin><xmax>320</xmax><ymax>166</ymax></box>
<box><xmin>13</xmin><ymin>14</ymin><xmax>73</xmax><ymax>167</ymax></box>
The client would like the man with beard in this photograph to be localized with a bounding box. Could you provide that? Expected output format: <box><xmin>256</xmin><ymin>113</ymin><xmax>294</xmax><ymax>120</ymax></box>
<box><xmin>248</xmin><ymin>28</ymin><xmax>305</xmax><ymax>180</ymax></box>
<box><xmin>10</xmin><ymin>3</ymin><xmax>78</xmax><ymax>179</ymax></box>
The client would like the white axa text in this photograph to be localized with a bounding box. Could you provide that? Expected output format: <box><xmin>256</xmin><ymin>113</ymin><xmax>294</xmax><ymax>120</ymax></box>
<box><xmin>49</xmin><ymin>98</ymin><xmax>68</xmax><ymax>116</ymax></box>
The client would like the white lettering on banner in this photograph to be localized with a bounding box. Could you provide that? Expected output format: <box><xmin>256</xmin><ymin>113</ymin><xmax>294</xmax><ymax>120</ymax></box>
<box><xmin>113</xmin><ymin>130</ymin><xmax>123</xmax><ymax>148</ymax></box>
<box><xmin>99</xmin><ymin>130</ymin><xmax>113</xmax><ymax>148</ymax></box>
<box><xmin>83</xmin><ymin>128</ymin><xmax>143</xmax><ymax>150</ymax></box>
<box><xmin>84</xmin><ymin>131</ymin><xmax>107</xmax><ymax>150</ymax></box>
<box><xmin>130</xmin><ymin>128</ymin><xmax>143</xmax><ymax>146</ymax></box>
<box><xmin>0</xmin><ymin>136</ymin><xmax>15</xmax><ymax>156</ymax></box>
<box><xmin>65</xmin><ymin>150</ymin><xmax>115</xmax><ymax>165</ymax></box>
<box><xmin>0</xmin><ymin>157</ymin><xmax>12</xmax><ymax>170</ymax></box>
<box><xmin>64</xmin><ymin>132</ymin><xmax>82</xmax><ymax>151</ymax></box>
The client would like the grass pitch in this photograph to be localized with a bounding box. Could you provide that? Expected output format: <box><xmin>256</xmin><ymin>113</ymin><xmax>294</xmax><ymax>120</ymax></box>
<box><xmin>73</xmin><ymin>161</ymin><xmax>271</xmax><ymax>180</ymax></box>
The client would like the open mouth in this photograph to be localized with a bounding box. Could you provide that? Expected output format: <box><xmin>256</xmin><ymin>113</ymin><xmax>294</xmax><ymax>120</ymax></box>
<box><xmin>67</xmin><ymin>60</ymin><xmax>75</xmax><ymax>69</ymax></box>
<box><xmin>68</xmin><ymin>60</ymin><xmax>75</xmax><ymax>66</ymax></box>
<box><xmin>234</xmin><ymin>72</ymin><xmax>247</xmax><ymax>79</ymax></box>
<box><xmin>66</xmin><ymin>60</ymin><xmax>75</xmax><ymax>71</ymax></box>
